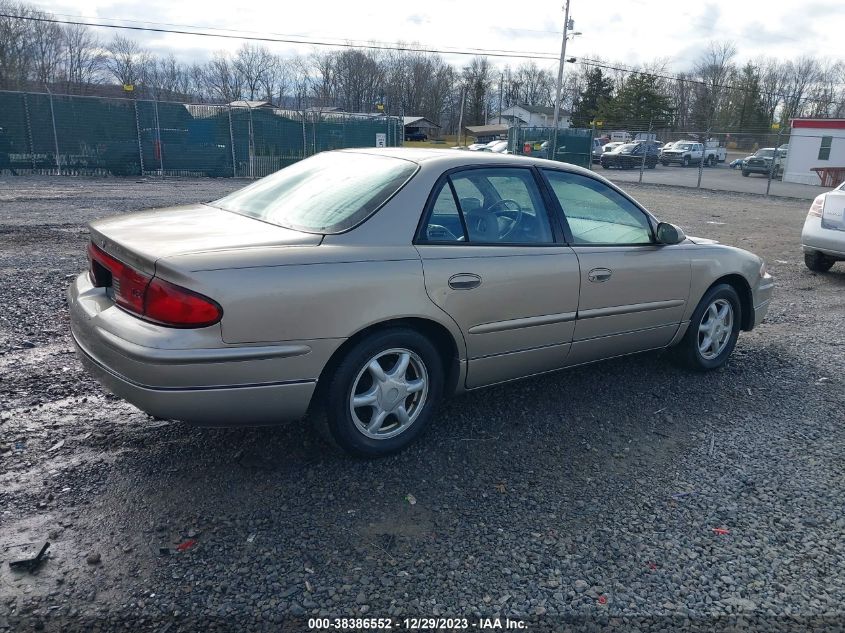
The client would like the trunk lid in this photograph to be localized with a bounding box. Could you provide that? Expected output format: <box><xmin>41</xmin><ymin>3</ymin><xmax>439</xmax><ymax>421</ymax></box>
<box><xmin>89</xmin><ymin>203</ymin><xmax>322</xmax><ymax>274</ymax></box>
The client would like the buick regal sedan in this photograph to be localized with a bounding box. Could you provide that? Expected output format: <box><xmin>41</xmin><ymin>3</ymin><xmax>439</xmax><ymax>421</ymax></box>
<box><xmin>68</xmin><ymin>149</ymin><xmax>774</xmax><ymax>457</ymax></box>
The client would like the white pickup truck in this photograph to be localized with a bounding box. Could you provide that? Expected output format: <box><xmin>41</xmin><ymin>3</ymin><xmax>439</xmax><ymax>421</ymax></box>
<box><xmin>660</xmin><ymin>140</ymin><xmax>727</xmax><ymax>167</ymax></box>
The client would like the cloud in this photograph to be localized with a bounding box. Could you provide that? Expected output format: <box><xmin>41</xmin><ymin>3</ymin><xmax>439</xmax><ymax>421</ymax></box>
<box><xmin>692</xmin><ymin>3</ymin><xmax>721</xmax><ymax>36</ymax></box>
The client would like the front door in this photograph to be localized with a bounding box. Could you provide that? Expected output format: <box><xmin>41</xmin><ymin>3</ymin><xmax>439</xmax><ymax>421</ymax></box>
<box><xmin>541</xmin><ymin>169</ymin><xmax>691</xmax><ymax>366</ymax></box>
<box><xmin>416</xmin><ymin>166</ymin><xmax>581</xmax><ymax>388</ymax></box>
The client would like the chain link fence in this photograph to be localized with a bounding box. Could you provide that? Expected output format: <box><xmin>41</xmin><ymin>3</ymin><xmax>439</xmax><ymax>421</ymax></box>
<box><xmin>589</xmin><ymin>128</ymin><xmax>841</xmax><ymax>199</ymax></box>
<box><xmin>0</xmin><ymin>90</ymin><xmax>403</xmax><ymax>178</ymax></box>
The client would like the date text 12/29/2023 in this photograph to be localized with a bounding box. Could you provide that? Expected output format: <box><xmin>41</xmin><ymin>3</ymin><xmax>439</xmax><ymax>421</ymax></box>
<box><xmin>307</xmin><ymin>617</ymin><xmax>527</xmax><ymax>630</ymax></box>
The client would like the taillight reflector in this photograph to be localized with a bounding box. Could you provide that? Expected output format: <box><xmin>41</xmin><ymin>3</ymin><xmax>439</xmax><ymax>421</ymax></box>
<box><xmin>86</xmin><ymin>242</ymin><xmax>222</xmax><ymax>328</ymax></box>
<box><xmin>808</xmin><ymin>194</ymin><xmax>826</xmax><ymax>218</ymax></box>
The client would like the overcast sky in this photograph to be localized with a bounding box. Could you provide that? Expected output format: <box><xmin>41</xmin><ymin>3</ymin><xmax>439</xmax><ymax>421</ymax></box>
<box><xmin>36</xmin><ymin>0</ymin><xmax>845</xmax><ymax>72</ymax></box>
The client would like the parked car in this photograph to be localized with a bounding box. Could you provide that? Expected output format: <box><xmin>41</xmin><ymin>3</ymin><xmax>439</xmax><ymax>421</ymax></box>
<box><xmin>480</xmin><ymin>140</ymin><xmax>509</xmax><ymax>154</ymax></box>
<box><xmin>660</xmin><ymin>141</ymin><xmax>724</xmax><ymax>167</ymax></box>
<box><xmin>603</xmin><ymin>142</ymin><xmax>624</xmax><ymax>154</ymax></box>
<box><xmin>405</xmin><ymin>132</ymin><xmax>428</xmax><ymax>142</ymax></box>
<box><xmin>600</xmin><ymin>142</ymin><xmax>659</xmax><ymax>169</ymax></box>
<box><xmin>742</xmin><ymin>148</ymin><xmax>785</xmax><ymax>178</ymax></box>
<box><xmin>659</xmin><ymin>141</ymin><xmax>678</xmax><ymax>158</ymax></box>
<box><xmin>68</xmin><ymin>148</ymin><xmax>773</xmax><ymax>457</ymax></box>
<box><xmin>465</xmin><ymin>142</ymin><xmax>489</xmax><ymax>151</ymax></box>
<box><xmin>802</xmin><ymin>181</ymin><xmax>845</xmax><ymax>272</ymax></box>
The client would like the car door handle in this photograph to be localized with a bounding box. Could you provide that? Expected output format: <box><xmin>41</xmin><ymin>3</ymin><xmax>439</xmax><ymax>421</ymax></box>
<box><xmin>587</xmin><ymin>268</ymin><xmax>612</xmax><ymax>283</ymax></box>
<box><xmin>448</xmin><ymin>273</ymin><xmax>482</xmax><ymax>290</ymax></box>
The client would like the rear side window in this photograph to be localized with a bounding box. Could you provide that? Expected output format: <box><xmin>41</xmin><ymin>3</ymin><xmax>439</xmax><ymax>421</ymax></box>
<box><xmin>211</xmin><ymin>152</ymin><xmax>417</xmax><ymax>234</ymax></box>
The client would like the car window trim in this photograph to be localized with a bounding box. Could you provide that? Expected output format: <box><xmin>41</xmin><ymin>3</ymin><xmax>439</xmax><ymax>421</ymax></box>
<box><xmin>537</xmin><ymin>167</ymin><xmax>658</xmax><ymax>246</ymax></box>
<box><xmin>414</xmin><ymin>164</ymin><xmax>564</xmax><ymax>247</ymax></box>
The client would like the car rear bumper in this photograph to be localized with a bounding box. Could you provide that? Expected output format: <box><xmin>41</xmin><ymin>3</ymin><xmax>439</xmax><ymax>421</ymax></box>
<box><xmin>802</xmin><ymin>216</ymin><xmax>845</xmax><ymax>259</ymax></box>
<box><xmin>67</xmin><ymin>273</ymin><xmax>335</xmax><ymax>425</ymax></box>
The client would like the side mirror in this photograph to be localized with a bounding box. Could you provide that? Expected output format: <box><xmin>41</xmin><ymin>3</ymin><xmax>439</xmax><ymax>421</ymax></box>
<box><xmin>656</xmin><ymin>222</ymin><xmax>686</xmax><ymax>245</ymax></box>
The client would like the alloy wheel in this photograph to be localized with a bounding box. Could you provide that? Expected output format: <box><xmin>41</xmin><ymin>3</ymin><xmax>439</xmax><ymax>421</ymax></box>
<box><xmin>698</xmin><ymin>299</ymin><xmax>734</xmax><ymax>360</ymax></box>
<box><xmin>349</xmin><ymin>348</ymin><xmax>429</xmax><ymax>440</ymax></box>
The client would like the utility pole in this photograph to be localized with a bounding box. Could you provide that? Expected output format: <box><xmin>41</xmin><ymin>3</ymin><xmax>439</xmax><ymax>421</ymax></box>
<box><xmin>551</xmin><ymin>0</ymin><xmax>572</xmax><ymax>157</ymax></box>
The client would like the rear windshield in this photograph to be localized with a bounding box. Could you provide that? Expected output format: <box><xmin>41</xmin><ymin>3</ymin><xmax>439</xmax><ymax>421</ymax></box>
<box><xmin>211</xmin><ymin>152</ymin><xmax>418</xmax><ymax>234</ymax></box>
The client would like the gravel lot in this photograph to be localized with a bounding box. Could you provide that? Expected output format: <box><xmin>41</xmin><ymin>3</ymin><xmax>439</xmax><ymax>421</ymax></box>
<box><xmin>1</xmin><ymin>175</ymin><xmax>844</xmax><ymax>632</ymax></box>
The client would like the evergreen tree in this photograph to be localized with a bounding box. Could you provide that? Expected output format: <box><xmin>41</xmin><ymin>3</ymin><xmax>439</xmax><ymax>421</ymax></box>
<box><xmin>571</xmin><ymin>67</ymin><xmax>614</xmax><ymax>127</ymax></box>
<box><xmin>598</xmin><ymin>73</ymin><xmax>672</xmax><ymax>130</ymax></box>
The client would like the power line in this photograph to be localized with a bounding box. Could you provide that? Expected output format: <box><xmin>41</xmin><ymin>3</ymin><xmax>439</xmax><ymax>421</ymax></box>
<box><xmin>3</xmin><ymin>11</ymin><xmax>841</xmax><ymax>109</ymax></box>
<box><xmin>44</xmin><ymin>12</ymin><xmax>564</xmax><ymax>59</ymax></box>
<box><xmin>0</xmin><ymin>12</ymin><xmax>563</xmax><ymax>61</ymax></box>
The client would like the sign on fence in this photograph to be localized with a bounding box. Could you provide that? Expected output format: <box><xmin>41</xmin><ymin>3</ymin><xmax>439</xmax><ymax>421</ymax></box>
<box><xmin>375</xmin><ymin>133</ymin><xmax>387</xmax><ymax>148</ymax></box>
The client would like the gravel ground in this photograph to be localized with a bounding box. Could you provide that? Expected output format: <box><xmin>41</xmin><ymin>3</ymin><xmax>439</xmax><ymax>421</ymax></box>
<box><xmin>1</xmin><ymin>175</ymin><xmax>844</xmax><ymax>632</ymax></box>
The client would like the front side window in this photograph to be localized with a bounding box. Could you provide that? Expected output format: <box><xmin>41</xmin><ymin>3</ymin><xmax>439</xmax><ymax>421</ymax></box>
<box><xmin>211</xmin><ymin>152</ymin><xmax>417</xmax><ymax>234</ymax></box>
<box><xmin>819</xmin><ymin>136</ymin><xmax>833</xmax><ymax>161</ymax></box>
<box><xmin>543</xmin><ymin>170</ymin><xmax>653</xmax><ymax>245</ymax></box>
<box><xmin>422</xmin><ymin>168</ymin><xmax>554</xmax><ymax>244</ymax></box>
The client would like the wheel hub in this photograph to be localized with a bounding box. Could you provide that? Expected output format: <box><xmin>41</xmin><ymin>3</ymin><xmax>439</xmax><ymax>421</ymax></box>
<box><xmin>349</xmin><ymin>348</ymin><xmax>429</xmax><ymax>440</ymax></box>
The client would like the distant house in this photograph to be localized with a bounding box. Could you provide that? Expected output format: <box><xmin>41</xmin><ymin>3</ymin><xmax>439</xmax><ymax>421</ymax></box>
<box><xmin>496</xmin><ymin>105</ymin><xmax>571</xmax><ymax>128</ymax></box>
<box><xmin>783</xmin><ymin>119</ymin><xmax>845</xmax><ymax>185</ymax></box>
<box><xmin>464</xmin><ymin>124</ymin><xmax>509</xmax><ymax>143</ymax></box>
<box><xmin>403</xmin><ymin>116</ymin><xmax>441</xmax><ymax>140</ymax></box>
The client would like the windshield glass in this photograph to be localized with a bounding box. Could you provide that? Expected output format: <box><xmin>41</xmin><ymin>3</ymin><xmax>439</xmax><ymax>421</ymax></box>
<box><xmin>616</xmin><ymin>143</ymin><xmax>638</xmax><ymax>153</ymax></box>
<box><xmin>755</xmin><ymin>149</ymin><xmax>775</xmax><ymax>158</ymax></box>
<box><xmin>211</xmin><ymin>152</ymin><xmax>417</xmax><ymax>234</ymax></box>
<box><xmin>677</xmin><ymin>143</ymin><xmax>694</xmax><ymax>150</ymax></box>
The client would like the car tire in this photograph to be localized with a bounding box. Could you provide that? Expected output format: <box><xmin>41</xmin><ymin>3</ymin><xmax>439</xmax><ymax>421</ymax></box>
<box><xmin>322</xmin><ymin>328</ymin><xmax>443</xmax><ymax>457</ymax></box>
<box><xmin>661</xmin><ymin>160</ymin><xmax>669</xmax><ymax>166</ymax></box>
<box><xmin>742</xmin><ymin>170</ymin><xmax>749</xmax><ymax>177</ymax></box>
<box><xmin>682</xmin><ymin>156</ymin><xmax>690</xmax><ymax>167</ymax></box>
<box><xmin>706</xmin><ymin>156</ymin><xmax>715</xmax><ymax>167</ymax></box>
<box><xmin>601</xmin><ymin>163</ymin><xmax>609</xmax><ymax>169</ymax></box>
<box><xmin>804</xmin><ymin>251</ymin><xmax>835</xmax><ymax>272</ymax></box>
<box><xmin>674</xmin><ymin>283</ymin><xmax>741</xmax><ymax>371</ymax></box>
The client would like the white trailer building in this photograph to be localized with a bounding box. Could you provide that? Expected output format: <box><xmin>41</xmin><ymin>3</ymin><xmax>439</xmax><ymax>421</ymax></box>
<box><xmin>783</xmin><ymin>119</ymin><xmax>845</xmax><ymax>186</ymax></box>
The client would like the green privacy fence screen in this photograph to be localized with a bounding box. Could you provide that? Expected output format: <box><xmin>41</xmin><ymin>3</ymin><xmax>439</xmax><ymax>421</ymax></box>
<box><xmin>0</xmin><ymin>90</ymin><xmax>403</xmax><ymax>178</ymax></box>
<box><xmin>507</xmin><ymin>126</ymin><xmax>594</xmax><ymax>168</ymax></box>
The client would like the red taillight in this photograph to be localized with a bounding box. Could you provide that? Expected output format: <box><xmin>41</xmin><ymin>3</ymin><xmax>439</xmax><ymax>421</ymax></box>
<box><xmin>88</xmin><ymin>242</ymin><xmax>150</xmax><ymax>313</ymax></box>
<box><xmin>143</xmin><ymin>277</ymin><xmax>222</xmax><ymax>328</ymax></box>
<box><xmin>86</xmin><ymin>242</ymin><xmax>222</xmax><ymax>328</ymax></box>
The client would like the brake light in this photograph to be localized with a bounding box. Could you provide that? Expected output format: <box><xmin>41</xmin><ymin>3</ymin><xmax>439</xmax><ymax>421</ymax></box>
<box><xmin>144</xmin><ymin>277</ymin><xmax>222</xmax><ymax>328</ymax></box>
<box><xmin>86</xmin><ymin>242</ymin><xmax>222</xmax><ymax>328</ymax></box>
<box><xmin>88</xmin><ymin>242</ymin><xmax>150</xmax><ymax>313</ymax></box>
<box><xmin>808</xmin><ymin>194</ymin><xmax>826</xmax><ymax>218</ymax></box>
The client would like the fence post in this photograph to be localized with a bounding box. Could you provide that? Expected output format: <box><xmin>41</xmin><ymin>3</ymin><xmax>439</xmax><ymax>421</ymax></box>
<box><xmin>227</xmin><ymin>105</ymin><xmax>237</xmax><ymax>178</ymax></box>
<box><xmin>133</xmin><ymin>100</ymin><xmax>145</xmax><ymax>177</ymax></box>
<box><xmin>46</xmin><ymin>88</ymin><xmax>61</xmax><ymax>175</ymax></box>
<box><xmin>696</xmin><ymin>127</ymin><xmax>711</xmax><ymax>189</ymax></box>
<box><xmin>153</xmin><ymin>99</ymin><xmax>163</xmax><ymax>175</ymax></box>
<box><xmin>766</xmin><ymin>127</ymin><xmax>783</xmax><ymax>197</ymax></box>
<box><xmin>638</xmin><ymin>119</ymin><xmax>653</xmax><ymax>184</ymax></box>
<box><xmin>247</xmin><ymin>103</ymin><xmax>255</xmax><ymax>179</ymax></box>
<box><xmin>22</xmin><ymin>93</ymin><xmax>36</xmax><ymax>172</ymax></box>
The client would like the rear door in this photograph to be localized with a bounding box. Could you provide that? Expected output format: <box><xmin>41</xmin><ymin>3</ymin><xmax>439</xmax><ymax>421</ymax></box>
<box><xmin>416</xmin><ymin>166</ymin><xmax>580</xmax><ymax>388</ymax></box>
<box><xmin>541</xmin><ymin>169</ymin><xmax>691</xmax><ymax>366</ymax></box>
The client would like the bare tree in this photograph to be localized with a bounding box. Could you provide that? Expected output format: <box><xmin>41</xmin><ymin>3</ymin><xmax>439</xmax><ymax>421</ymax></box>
<box><xmin>203</xmin><ymin>52</ymin><xmax>243</xmax><ymax>103</ymax></box>
<box><xmin>61</xmin><ymin>23</ymin><xmax>103</xmax><ymax>92</ymax></box>
<box><xmin>0</xmin><ymin>1</ymin><xmax>35</xmax><ymax>89</ymax></box>
<box><xmin>104</xmin><ymin>35</ymin><xmax>150</xmax><ymax>89</ymax></box>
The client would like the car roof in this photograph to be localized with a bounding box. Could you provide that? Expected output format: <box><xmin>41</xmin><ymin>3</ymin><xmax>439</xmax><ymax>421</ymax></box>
<box><xmin>335</xmin><ymin>147</ymin><xmax>599</xmax><ymax>177</ymax></box>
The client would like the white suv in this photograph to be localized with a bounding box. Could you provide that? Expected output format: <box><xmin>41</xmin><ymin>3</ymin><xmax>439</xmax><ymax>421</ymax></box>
<box><xmin>802</xmin><ymin>181</ymin><xmax>845</xmax><ymax>272</ymax></box>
